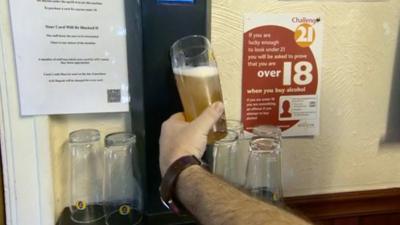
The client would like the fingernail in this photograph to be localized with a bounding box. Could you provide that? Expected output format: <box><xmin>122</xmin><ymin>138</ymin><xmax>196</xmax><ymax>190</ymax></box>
<box><xmin>212</xmin><ymin>102</ymin><xmax>224</xmax><ymax>114</ymax></box>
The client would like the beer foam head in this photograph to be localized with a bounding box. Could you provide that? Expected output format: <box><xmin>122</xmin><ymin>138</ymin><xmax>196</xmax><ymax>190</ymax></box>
<box><xmin>173</xmin><ymin>66</ymin><xmax>218</xmax><ymax>77</ymax></box>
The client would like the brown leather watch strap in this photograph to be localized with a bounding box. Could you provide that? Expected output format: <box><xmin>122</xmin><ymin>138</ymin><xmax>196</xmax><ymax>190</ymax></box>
<box><xmin>160</xmin><ymin>155</ymin><xmax>201</xmax><ymax>214</ymax></box>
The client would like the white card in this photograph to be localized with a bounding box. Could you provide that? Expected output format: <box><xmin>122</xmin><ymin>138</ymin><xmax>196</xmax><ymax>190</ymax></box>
<box><xmin>9</xmin><ymin>0</ymin><xmax>130</xmax><ymax>115</ymax></box>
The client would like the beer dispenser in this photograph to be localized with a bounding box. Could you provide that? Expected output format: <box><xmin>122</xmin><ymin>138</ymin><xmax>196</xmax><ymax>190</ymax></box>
<box><xmin>57</xmin><ymin>1</ymin><xmax>210</xmax><ymax>224</ymax></box>
<box><xmin>126</xmin><ymin>0</ymin><xmax>210</xmax><ymax>224</ymax></box>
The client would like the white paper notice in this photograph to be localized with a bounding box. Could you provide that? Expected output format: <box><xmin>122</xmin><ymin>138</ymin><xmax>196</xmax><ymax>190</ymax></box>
<box><xmin>9</xmin><ymin>0</ymin><xmax>129</xmax><ymax>115</ymax></box>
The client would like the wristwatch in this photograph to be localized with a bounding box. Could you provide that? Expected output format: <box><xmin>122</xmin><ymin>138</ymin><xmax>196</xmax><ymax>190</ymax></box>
<box><xmin>159</xmin><ymin>155</ymin><xmax>202</xmax><ymax>214</ymax></box>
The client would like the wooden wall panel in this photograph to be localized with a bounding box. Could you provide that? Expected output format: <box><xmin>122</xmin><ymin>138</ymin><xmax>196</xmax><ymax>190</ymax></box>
<box><xmin>333</xmin><ymin>217</ymin><xmax>359</xmax><ymax>225</ymax></box>
<box><xmin>360</xmin><ymin>213</ymin><xmax>400</xmax><ymax>225</ymax></box>
<box><xmin>315</xmin><ymin>220</ymin><xmax>334</xmax><ymax>225</ymax></box>
<box><xmin>284</xmin><ymin>188</ymin><xmax>400</xmax><ymax>225</ymax></box>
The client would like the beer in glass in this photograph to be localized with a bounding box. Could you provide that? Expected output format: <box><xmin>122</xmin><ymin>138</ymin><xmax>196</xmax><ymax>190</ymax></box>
<box><xmin>171</xmin><ymin>35</ymin><xmax>227</xmax><ymax>143</ymax></box>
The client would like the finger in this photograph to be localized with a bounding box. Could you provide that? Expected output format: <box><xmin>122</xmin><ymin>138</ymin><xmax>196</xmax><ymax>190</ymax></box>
<box><xmin>191</xmin><ymin>102</ymin><xmax>224</xmax><ymax>134</ymax></box>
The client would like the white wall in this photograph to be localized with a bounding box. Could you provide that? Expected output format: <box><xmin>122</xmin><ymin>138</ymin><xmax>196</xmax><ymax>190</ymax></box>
<box><xmin>212</xmin><ymin>0</ymin><xmax>400</xmax><ymax>196</ymax></box>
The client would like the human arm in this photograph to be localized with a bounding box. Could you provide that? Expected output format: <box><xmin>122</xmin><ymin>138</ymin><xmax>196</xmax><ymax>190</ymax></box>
<box><xmin>177</xmin><ymin>165</ymin><xmax>310</xmax><ymax>225</ymax></box>
<box><xmin>159</xmin><ymin>102</ymin><xmax>312</xmax><ymax>225</ymax></box>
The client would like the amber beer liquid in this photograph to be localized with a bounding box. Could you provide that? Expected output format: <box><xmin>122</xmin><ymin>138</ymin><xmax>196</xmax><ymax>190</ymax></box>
<box><xmin>174</xmin><ymin>66</ymin><xmax>227</xmax><ymax>143</ymax></box>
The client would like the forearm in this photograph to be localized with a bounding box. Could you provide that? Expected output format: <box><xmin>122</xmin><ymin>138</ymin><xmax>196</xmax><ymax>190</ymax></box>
<box><xmin>176</xmin><ymin>165</ymin><xmax>312</xmax><ymax>225</ymax></box>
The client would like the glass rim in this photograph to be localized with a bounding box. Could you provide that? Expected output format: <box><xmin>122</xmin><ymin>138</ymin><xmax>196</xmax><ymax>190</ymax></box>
<box><xmin>252</xmin><ymin>125</ymin><xmax>282</xmax><ymax>140</ymax></box>
<box><xmin>69</xmin><ymin>129</ymin><xmax>100</xmax><ymax>143</ymax></box>
<box><xmin>214</xmin><ymin>129</ymin><xmax>238</xmax><ymax>145</ymax></box>
<box><xmin>226</xmin><ymin>119</ymin><xmax>244</xmax><ymax>130</ymax></box>
<box><xmin>249</xmin><ymin>137</ymin><xmax>280</xmax><ymax>153</ymax></box>
<box><xmin>170</xmin><ymin>35</ymin><xmax>211</xmax><ymax>59</ymax></box>
<box><xmin>105</xmin><ymin>132</ymin><xmax>136</xmax><ymax>147</ymax></box>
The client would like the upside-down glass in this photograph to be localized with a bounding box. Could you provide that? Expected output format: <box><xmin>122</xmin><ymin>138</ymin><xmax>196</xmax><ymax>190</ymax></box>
<box><xmin>69</xmin><ymin>129</ymin><xmax>104</xmax><ymax>223</ymax></box>
<box><xmin>226</xmin><ymin>120</ymin><xmax>244</xmax><ymax>138</ymax></box>
<box><xmin>244</xmin><ymin>137</ymin><xmax>283</xmax><ymax>204</ymax></box>
<box><xmin>226</xmin><ymin>120</ymin><xmax>248</xmax><ymax>186</ymax></box>
<box><xmin>235</xmin><ymin>136</ymin><xmax>252</xmax><ymax>187</ymax></box>
<box><xmin>103</xmin><ymin>132</ymin><xmax>143</xmax><ymax>225</ymax></box>
<box><xmin>212</xmin><ymin>130</ymin><xmax>239</xmax><ymax>185</ymax></box>
<box><xmin>171</xmin><ymin>35</ymin><xmax>227</xmax><ymax>143</ymax></box>
<box><xmin>252</xmin><ymin>125</ymin><xmax>282</xmax><ymax>144</ymax></box>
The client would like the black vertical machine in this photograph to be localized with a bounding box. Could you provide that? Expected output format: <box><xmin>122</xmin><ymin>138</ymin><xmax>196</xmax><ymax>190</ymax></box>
<box><xmin>126</xmin><ymin>0</ymin><xmax>211</xmax><ymax>224</ymax></box>
<box><xmin>56</xmin><ymin>1</ymin><xmax>210</xmax><ymax>224</ymax></box>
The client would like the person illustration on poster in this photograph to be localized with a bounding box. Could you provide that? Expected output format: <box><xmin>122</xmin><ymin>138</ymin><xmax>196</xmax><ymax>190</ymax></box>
<box><xmin>280</xmin><ymin>100</ymin><xmax>292</xmax><ymax>118</ymax></box>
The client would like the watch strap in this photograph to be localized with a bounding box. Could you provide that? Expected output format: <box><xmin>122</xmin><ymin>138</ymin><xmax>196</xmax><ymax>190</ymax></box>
<box><xmin>160</xmin><ymin>155</ymin><xmax>201</xmax><ymax>214</ymax></box>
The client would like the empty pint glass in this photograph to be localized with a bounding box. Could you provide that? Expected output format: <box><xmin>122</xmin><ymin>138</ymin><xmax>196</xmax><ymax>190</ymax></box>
<box><xmin>244</xmin><ymin>137</ymin><xmax>283</xmax><ymax>205</ymax></box>
<box><xmin>171</xmin><ymin>35</ymin><xmax>227</xmax><ymax>143</ymax></box>
<box><xmin>212</xmin><ymin>130</ymin><xmax>239</xmax><ymax>185</ymax></box>
<box><xmin>226</xmin><ymin>120</ymin><xmax>246</xmax><ymax>185</ymax></box>
<box><xmin>69</xmin><ymin>129</ymin><xmax>104</xmax><ymax>223</ymax></box>
<box><xmin>103</xmin><ymin>132</ymin><xmax>143</xmax><ymax>225</ymax></box>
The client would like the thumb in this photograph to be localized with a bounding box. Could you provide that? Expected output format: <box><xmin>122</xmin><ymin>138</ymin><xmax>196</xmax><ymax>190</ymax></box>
<box><xmin>191</xmin><ymin>102</ymin><xmax>225</xmax><ymax>135</ymax></box>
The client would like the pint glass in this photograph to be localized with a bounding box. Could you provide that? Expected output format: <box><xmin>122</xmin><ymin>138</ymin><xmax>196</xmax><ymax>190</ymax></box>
<box><xmin>171</xmin><ymin>35</ymin><xmax>227</xmax><ymax>143</ymax></box>
<box><xmin>212</xmin><ymin>130</ymin><xmax>239</xmax><ymax>185</ymax></box>
<box><xmin>244</xmin><ymin>137</ymin><xmax>283</xmax><ymax>205</ymax></box>
<box><xmin>69</xmin><ymin>129</ymin><xmax>104</xmax><ymax>223</ymax></box>
<box><xmin>103</xmin><ymin>132</ymin><xmax>143</xmax><ymax>225</ymax></box>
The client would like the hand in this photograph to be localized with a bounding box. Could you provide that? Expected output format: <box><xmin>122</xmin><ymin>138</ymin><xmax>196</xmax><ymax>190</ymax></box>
<box><xmin>159</xmin><ymin>102</ymin><xmax>225</xmax><ymax>177</ymax></box>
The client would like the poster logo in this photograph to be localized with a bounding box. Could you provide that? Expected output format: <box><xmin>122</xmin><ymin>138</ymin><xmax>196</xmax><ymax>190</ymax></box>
<box><xmin>295</xmin><ymin>24</ymin><xmax>316</xmax><ymax>48</ymax></box>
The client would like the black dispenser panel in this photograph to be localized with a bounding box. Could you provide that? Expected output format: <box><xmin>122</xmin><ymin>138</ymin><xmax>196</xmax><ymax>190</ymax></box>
<box><xmin>157</xmin><ymin>0</ymin><xmax>195</xmax><ymax>4</ymax></box>
<box><xmin>124</xmin><ymin>0</ymin><xmax>210</xmax><ymax>221</ymax></box>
